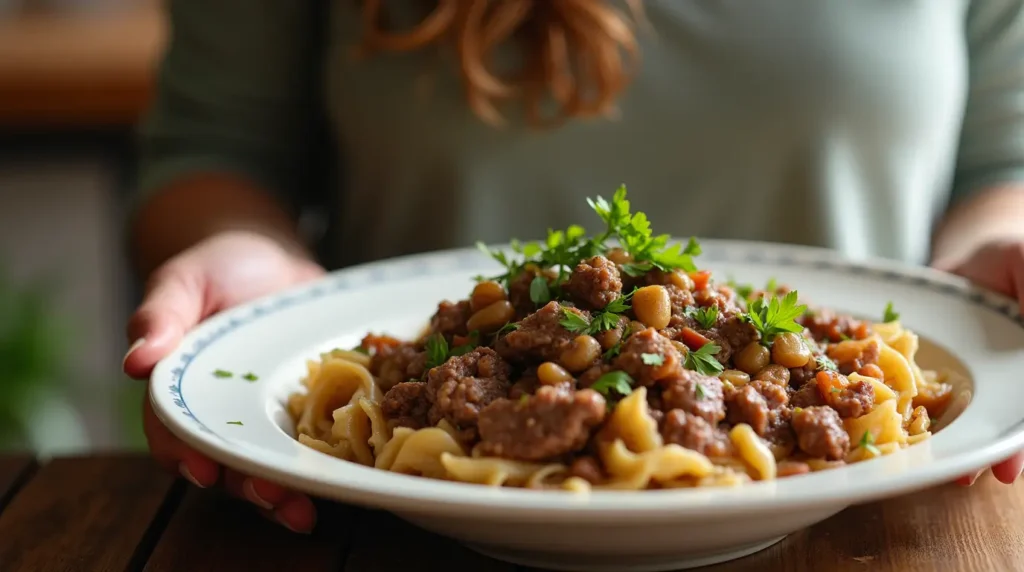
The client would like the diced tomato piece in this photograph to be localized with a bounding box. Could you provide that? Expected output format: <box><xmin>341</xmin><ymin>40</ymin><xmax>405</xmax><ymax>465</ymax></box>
<box><xmin>689</xmin><ymin>270</ymin><xmax>712</xmax><ymax>291</ymax></box>
<box><xmin>680</xmin><ymin>327</ymin><xmax>712</xmax><ymax>350</ymax></box>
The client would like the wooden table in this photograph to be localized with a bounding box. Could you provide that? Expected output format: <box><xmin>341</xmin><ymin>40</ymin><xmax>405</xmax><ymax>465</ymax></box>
<box><xmin>1</xmin><ymin>454</ymin><xmax>1022</xmax><ymax>571</ymax></box>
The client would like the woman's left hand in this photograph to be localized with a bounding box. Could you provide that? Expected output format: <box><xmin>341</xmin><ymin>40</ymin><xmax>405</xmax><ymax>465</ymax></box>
<box><xmin>938</xmin><ymin>239</ymin><xmax>1024</xmax><ymax>486</ymax></box>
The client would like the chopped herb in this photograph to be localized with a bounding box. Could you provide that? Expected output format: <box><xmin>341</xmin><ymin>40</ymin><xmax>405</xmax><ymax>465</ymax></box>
<box><xmin>590</xmin><ymin>371</ymin><xmax>634</xmax><ymax>400</ymax></box>
<box><xmin>860</xmin><ymin>431</ymin><xmax>881</xmax><ymax>456</ymax></box>
<box><xmin>518</xmin><ymin>394</ymin><xmax>529</xmax><ymax>405</ymax></box>
<box><xmin>226</xmin><ymin>421</ymin><xmax>243</xmax><ymax>426</ymax></box>
<box><xmin>351</xmin><ymin>346</ymin><xmax>370</xmax><ymax>355</ymax></box>
<box><xmin>830</xmin><ymin>387</ymin><xmax>841</xmax><ymax>394</ymax></box>
<box><xmin>604</xmin><ymin>289</ymin><xmax>636</xmax><ymax>314</ymax></box>
<box><xmin>213</xmin><ymin>369</ymin><xmax>233</xmax><ymax>378</ymax></box>
<box><xmin>816</xmin><ymin>355</ymin><xmax>839</xmax><ymax>372</ymax></box>
<box><xmin>529</xmin><ymin>275</ymin><xmax>551</xmax><ymax>305</ymax></box>
<box><xmin>475</xmin><ymin>242</ymin><xmax>524</xmax><ymax>289</ymax></box>
<box><xmin>745</xmin><ymin>291</ymin><xmax>808</xmax><ymax>345</ymax></box>
<box><xmin>424</xmin><ymin>334</ymin><xmax>450</xmax><ymax>369</ymax></box>
<box><xmin>686</xmin><ymin>305</ymin><xmax>719</xmax><ymax>330</ymax></box>
<box><xmin>793</xmin><ymin>407</ymin><xmax>804</xmax><ymax>415</ymax></box>
<box><xmin>839</xmin><ymin>333</ymin><xmax>852</xmax><ymax>341</ymax></box>
<box><xmin>589</xmin><ymin>311</ymin><xmax>622</xmax><ymax>333</ymax></box>
<box><xmin>495</xmin><ymin>322</ymin><xmax>519</xmax><ymax>337</ymax></box>
<box><xmin>559</xmin><ymin>307</ymin><xmax>592</xmax><ymax>333</ymax></box>
<box><xmin>684</xmin><ymin>342</ymin><xmax>724</xmax><ymax>376</ymax></box>
<box><xmin>883</xmin><ymin>302</ymin><xmax>900</xmax><ymax>323</ymax></box>
<box><xmin>242</xmin><ymin>372</ymin><xmax>259</xmax><ymax>382</ymax></box>
<box><xmin>765</xmin><ymin>278</ymin><xmax>778</xmax><ymax>293</ymax></box>
<box><xmin>641</xmin><ymin>352</ymin><xmax>665</xmax><ymax>366</ymax></box>
<box><xmin>450</xmin><ymin>331</ymin><xmax>480</xmax><ymax>357</ymax></box>
<box><xmin>695</xmin><ymin>383</ymin><xmax>706</xmax><ymax>400</ymax></box>
<box><xmin>602</xmin><ymin>324</ymin><xmax>633</xmax><ymax>360</ymax></box>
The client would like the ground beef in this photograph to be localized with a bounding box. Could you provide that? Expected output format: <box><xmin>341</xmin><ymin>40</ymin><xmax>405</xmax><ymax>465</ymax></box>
<box><xmin>701</xmin><ymin>314</ymin><xmax>759</xmax><ymax>364</ymax></box>
<box><xmin>753</xmin><ymin>364</ymin><xmax>791</xmax><ymax>387</ymax></box>
<box><xmin>381</xmin><ymin>382</ymin><xmax>431</xmax><ymax>430</ymax></box>
<box><xmin>613</xmin><ymin>328</ymin><xmax>683</xmax><ymax>386</ymax></box>
<box><xmin>660</xmin><ymin>370</ymin><xmax>726</xmax><ymax>424</ymax></box>
<box><xmin>830</xmin><ymin>379</ymin><xmax>875</xmax><ymax>418</ymax></box>
<box><xmin>789</xmin><ymin>360</ymin><xmax>818</xmax><ymax>389</ymax></box>
<box><xmin>477</xmin><ymin>386</ymin><xmax>606</xmax><ymax>461</ymax></box>
<box><xmin>495</xmin><ymin>302</ymin><xmax>584</xmax><ymax>364</ymax></box>
<box><xmin>725</xmin><ymin>380</ymin><xmax>789</xmax><ymax>437</ymax></box>
<box><xmin>791</xmin><ymin>381</ymin><xmax>825</xmax><ymax>408</ymax></box>
<box><xmin>792</xmin><ymin>406</ymin><xmax>850</xmax><ymax>460</ymax></box>
<box><xmin>568</xmin><ymin>456</ymin><xmax>606</xmax><ymax>484</ymax></box>
<box><xmin>831</xmin><ymin>339</ymin><xmax>881</xmax><ymax>376</ymax></box>
<box><xmin>565</xmin><ymin>256</ymin><xmax>622</xmax><ymax>310</ymax></box>
<box><xmin>508</xmin><ymin>369</ymin><xmax>540</xmax><ymax>400</ymax></box>
<box><xmin>369</xmin><ymin>343</ymin><xmax>426</xmax><ymax>391</ymax></box>
<box><xmin>428</xmin><ymin>300</ymin><xmax>472</xmax><ymax>340</ymax></box>
<box><xmin>424</xmin><ymin>348</ymin><xmax>512</xmax><ymax>435</ymax></box>
<box><xmin>661</xmin><ymin>410</ymin><xmax>732</xmax><ymax>456</ymax></box>
<box><xmin>801</xmin><ymin>309</ymin><xmax>869</xmax><ymax>343</ymax></box>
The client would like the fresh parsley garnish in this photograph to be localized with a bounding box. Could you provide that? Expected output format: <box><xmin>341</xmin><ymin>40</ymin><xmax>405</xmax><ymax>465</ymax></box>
<box><xmin>529</xmin><ymin>275</ymin><xmax>551</xmax><ymax>305</ymax></box>
<box><xmin>226</xmin><ymin>421</ymin><xmax>243</xmax><ymax>426</ymax></box>
<box><xmin>602</xmin><ymin>324</ymin><xmax>633</xmax><ymax>360</ymax></box>
<box><xmin>213</xmin><ymin>369</ymin><xmax>233</xmax><ymax>378</ymax></box>
<box><xmin>495</xmin><ymin>322</ymin><xmax>519</xmax><ymax>337</ymax></box>
<box><xmin>640</xmin><ymin>352</ymin><xmax>664</xmax><ymax>366</ymax></box>
<box><xmin>695</xmin><ymin>383</ymin><xmax>706</xmax><ymax>400</ymax></box>
<box><xmin>604</xmin><ymin>289</ymin><xmax>635</xmax><ymax>314</ymax></box>
<box><xmin>765</xmin><ymin>278</ymin><xmax>778</xmax><ymax>293</ymax></box>
<box><xmin>518</xmin><ymin>394</ymin><xmax>529</xmax><ymax>405</ymax></box>
<box><xmin>683</xmin><ymin>342</ymin><xmax>724</xmax><ymax>376</ymax></box>
<box><xmin>450</xmin><ymin>331</ymin><xmax>480</xmax><ymax>357</ymax></box>
<box><xmin>590</xmin><ymin>371</ymin><xmax>634</xmax><ymax>399</ymax></box>
<box><xmin>860</xmin><ymin>430</ymin><xmax>881</xmax><ymax>456</ymax></box>
<box><xmin>816</xmin><ymin>355</ymin><xmax>838</xmax><ymax>372</ymax></box>
<box><xmin>242</xmin><ymin>372</ymin><xmax>259</xmax><ymax>382</ymax></box>
<box><xmin>351</xmin><ymin>346</ymin><xmax>370</xmax><ymax>355</ymax></box>
<box><xmin>745</xmin><ymin>291</ymin><xmax>808</xmax><ymax>344</ymax></box>
<box><xmin>686</xmin><ymin>305</ymin><xmax>718</xmax><ymax>330</ymax></box>
<box><xmin>883</xmin><ymin>302</ymin><xmax>899</xmax><ymax>323</ymax></box>
<box><xmin>425</xmin><ymin>334</ymin><xmax>450</xmax><ymax>369</ymax></box>
<box><xmin>559</xmin><ymin>307</ymin><xmax>592</xmax><ymax>333</ymax></box>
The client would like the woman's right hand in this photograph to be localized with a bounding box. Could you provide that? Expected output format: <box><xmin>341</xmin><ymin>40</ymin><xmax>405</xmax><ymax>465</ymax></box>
<box><xmin>122</xmin><ymin>230</ymin><xmax>326</xmax><ymax>533</ymax></box>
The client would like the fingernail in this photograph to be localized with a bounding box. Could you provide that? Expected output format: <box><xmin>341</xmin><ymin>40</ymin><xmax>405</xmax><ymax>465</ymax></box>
<box><xmin>967</xmin><ymin>470</ymin><xmax>983</xmax><ymax>486</ymax></box>
<box><xmin>243</xmin><ymin>479</ymin><xmax>274</xmax><ymax>510</ymax></box>
<box><xmin>275</xmin><ymin>512</ymin><xmax>313</xmax><ymax>535</ymax></box>
<box><xmin>122</xmin><ymin>337</ymin><xmax>146</xmax><ymax>372</ymax></box>
<box><xmin>179</xmin><ymin>463</ymin><xmax>205</xmax><ymax>488</ymax></box>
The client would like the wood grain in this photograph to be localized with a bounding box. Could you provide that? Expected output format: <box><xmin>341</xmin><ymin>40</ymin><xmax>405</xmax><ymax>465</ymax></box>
<box><xmin>698</xmin><ymin>474</ymin><xmax>1024</xmax><ymax>572</ymax></box>
<box><xmin>344</xmin><ymin>509</ymin><xmax>516</xmax><ymax>572</ymax></box>
<box><xmin>0</xmin><ymin>454</ymin><xmax>36</xmax><ymax>514</ymax></box>
<box><xmin>143</xmin><ymin>489</ymin><xmax>356</xmax><ymax>572</ymax></box>
<box><xmin>0</xmin><ymin>455</ymin><xmax>179</xmax><ymax>572</ymax></box>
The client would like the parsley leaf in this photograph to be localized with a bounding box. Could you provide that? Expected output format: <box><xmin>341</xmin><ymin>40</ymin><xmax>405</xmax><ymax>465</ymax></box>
<box><xmin>883</xmin><ymin>302</ymin><xmax>900</xmax><ymax>323</ymax></box>
<box><xmin>213</xmin><ymin>369</ymin><xmax>233</xmax><ymax>378</ymax></box>
<box><xmin>816</xmin><ymin>355</ymin><xmax>838</xmax><ymax>372</ymax></box>
<box><xmin>352</xmin><ymin>346</ymin><xmax>370</xmax><ymax>355</ymax></box>
<box><xmin>518</xmin><ymin>394</ymin><xmax>530</xmax><ymax>405</ymax></box>
<box><xmin>590</xmin><ymin>371</ymin><xmax>634</xmax><ymax>399</ymax></box>
<box><xmin>859</xmin><ymin>430</ymin><xmax>881</xmax><ymax>456</ymax></box>
<box><xmin>226</xmin><ymin>421</ymin><xmax>243</xmax><ymax>426</ymax></box>
<box><xmin>590</xmin><ymin>311</ymin><xmax>622</xmax><ymax>333</ymax></box>
<box><xmin>745</xmin><ymin>291</ymin><xmax>808</xmax><ymax>344</ymax></box>
<box><xmin>559</xmin><ymin>307</ymin><xmax>592</xmax><ymax>333</ymax></box>
<box><xmin>242</xmin><ymin>372</ymin><xmax>259</xmax><ymax>382</ymax></box>
<box><xmin>684</xmin><ymin>342</ymin><xmax>724</xmax><ymax>376</ymax></box>
<box><xmin>604</xmin><ymin>289</ymin><xmax>635</xmax><ymax>314</ymax></box>
<box><xmin>695</xmin><ymin>383</ymin><xmax>706</xmax><ymax>400</ymax></box>
<box><xmin>602</xmin><ymin>324</ymin><xmax>633</xmax><ymax>360</ymax></box>
<box><xmin>641</xmin><ymin>352</ymin><xmax>664</xmax><ymax>366</ymax></box>
<box><xmin>425</xmin><ymin>334</ymin><xmax>450</xmax><ymax>369</ymax></box>
<box><xmin>529</xmin><ymin>275</ymin><xmax>551</xmax><ymax>305</ymax></box>
<box><xmin>495</xmin><ymin>322</ymin><xmax>519</xmax><ymax>337</ymax></box>
<box><xmin>686</xmin><ymin>305</ymin><xmax>719</xmax><ymax>330</ymax></box>
<box><xmin>450</xmin><ymin>331</ymin><xmax>480</xmax><ymax>357</ymax></box>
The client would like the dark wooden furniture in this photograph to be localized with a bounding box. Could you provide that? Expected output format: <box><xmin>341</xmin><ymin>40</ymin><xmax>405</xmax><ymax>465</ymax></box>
<box><xmin>1</xmin><ymin>454</ymin><xmax>1022</xmax><ymax>571</ymax></box>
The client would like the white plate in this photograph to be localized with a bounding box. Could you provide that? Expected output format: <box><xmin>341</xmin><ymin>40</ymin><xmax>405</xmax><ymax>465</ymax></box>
<box><xmin>150</xmin><ymin>240</ymin><xmax>1024</xmax><ymax>572</ymax></box>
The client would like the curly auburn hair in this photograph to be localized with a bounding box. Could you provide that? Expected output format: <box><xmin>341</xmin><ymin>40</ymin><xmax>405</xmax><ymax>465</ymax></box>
<box><xmin>357</xmin><ymin>0</ymin><xmax>645</xmax><ymax>126</ymax></box>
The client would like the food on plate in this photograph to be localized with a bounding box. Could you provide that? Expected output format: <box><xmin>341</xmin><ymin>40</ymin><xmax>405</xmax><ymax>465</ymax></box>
<box><xmin>286</xmin><ymin>186</ymin><xmax>954</xmax><ymax>491</ymax></box>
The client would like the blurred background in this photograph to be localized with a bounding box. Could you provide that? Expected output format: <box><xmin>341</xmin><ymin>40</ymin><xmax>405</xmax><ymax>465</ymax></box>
<box><xmin>0</xmin><ymin>0</ymin><xmax>164</xmax><ymax>454</ymax></box>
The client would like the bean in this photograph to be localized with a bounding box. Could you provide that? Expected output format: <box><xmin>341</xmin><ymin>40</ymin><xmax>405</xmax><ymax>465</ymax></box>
<box><xmin>754</xmin><ymin>364</ymin><xmax>791</xmax><ymax>386</ymax></box>
<box><xmin>720</xmin><ymin>369</ymin><xmax>750</xmax><ymax>387</ymax></box>
<box><xmin>470</xmin><ymin>280</ymin><xmax>508</xmax><ymax>313</ymax></box>
<box><xmin>607</xmin><ymin>248</ymin><xmax>633</xmax><ymax>265</ymax></box>
<box><xmin>538</xmin><ymin>362</ymin><xmax>573</xmax><ymax>386</ymax></box>
<box><xmin>633</xmin><ymin>285</ymin><xmax>672</xmax><ymax>330</ymax></box>
<box><xmin>668</xmin><ymin>270</ymin><xmax>695</xmax><ymax>291</ymax></box>
<box><xmin>466</xmin><ymin>300</ymin><xmax>515</xmax><ymax>333</ymax></box>
<box><xmin>734</xmin><ymin>342</ymin><xmax>770</xmax><ymax>375</ymax></box>
<box><xmin>560</xmin><ymin>335</ymin><xmax>602</xmax><ymax>373</ymax></box>
<box><xmin>596</xmin><ymin>317</ymin><xmax>627</xmax><ymax>350</ymax></box>
<box><xmin>771</xmin><ymin>333</ymin><xmax>812</xmax><ymax>368</ymax></box>
<box><xmin>671</xmin><ymin>340</ymin><xmax>690</xmax><ymax>358</ymax></box>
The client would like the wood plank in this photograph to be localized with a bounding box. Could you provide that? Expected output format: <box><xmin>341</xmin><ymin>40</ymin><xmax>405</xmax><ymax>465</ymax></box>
<box><xmin>143</xmin><ymin>489</ymin><xmax>355</xmax><ymax>572</ymax></box>
<box><xmin>345</xmin><ymin>509</ymin><xmax>516</xmax><ymax>572</ymax></box>
<box><xmin>699</xmin><ymin>474</ymin><xmax>1024</xmax><ymax>572</ymax></box>
<box><xmin>0</xmin><ymin>455</ymin><xmax>180</xmax><ymax>572</ymax></box>
<box><xmin>0</xmin><ymin>454</ymin><xmax>37</xmax><ymax>515</ymax></box>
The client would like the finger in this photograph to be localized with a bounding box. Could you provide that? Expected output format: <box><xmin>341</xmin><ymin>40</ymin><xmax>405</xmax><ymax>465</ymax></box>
<box><xmin>123</xmin><ymin>266</ymin><xmax>206</xmax><ymax>380</ymax></box>
<box><xmin>142</xmin><ymin>396</ymin><xmax>220</xmax><ymax>487</ymax></box>
<box><xmin>992</xmin><ymin>452</ymin><xmax>1024</xmax><ymax>484</ymax></box>
<box><xmin>274</xmin><ymin>494</ymin><xmax>317</xmax><ymax>534</ymax></box>
<box><xmin>955</xmin><ymin>470</ymin><xmax>984</xmax><ymax>487</ymax></box>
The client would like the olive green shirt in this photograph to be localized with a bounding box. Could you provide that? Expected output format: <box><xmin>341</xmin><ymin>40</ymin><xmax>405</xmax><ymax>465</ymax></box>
<box><xmin>139</xmin><ymin>0</ymin><xmax>1024</xmax><ymax>268</ymax></box>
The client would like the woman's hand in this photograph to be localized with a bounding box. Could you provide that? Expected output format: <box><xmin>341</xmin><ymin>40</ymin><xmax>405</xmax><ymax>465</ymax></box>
<box><xmin>937</xmin><ymin>239</ymin><xmax>1024</xmax><ymax>486</ymax></box>
<box><xmin>123</xmin><ymin>230</ymin><xmax>326</xmax><ymax>532</ymax></box>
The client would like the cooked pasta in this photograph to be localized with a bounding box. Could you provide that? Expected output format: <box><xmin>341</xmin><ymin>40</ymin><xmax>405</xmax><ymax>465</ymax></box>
<box><xmin>286</xmin><ymin>186</ymin><xmax>955</xmax><ymax>491</ymax></box>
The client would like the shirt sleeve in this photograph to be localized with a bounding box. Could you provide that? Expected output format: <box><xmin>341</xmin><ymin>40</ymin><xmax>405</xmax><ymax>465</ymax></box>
<box><xmin>135</xmin><ymin>0</ymin><xmax>320</xmax><ymax>214</ymax></box>
<box><xmin>951</xmin><ymin>0</ymin><xmax>1024</xmax><ymax>202</ymax></box>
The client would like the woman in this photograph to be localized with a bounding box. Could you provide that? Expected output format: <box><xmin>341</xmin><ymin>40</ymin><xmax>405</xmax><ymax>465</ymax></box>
<box><xmin>124</xmin><ymin>1</ymin><xmax>1024</xmax><ymax>533</ymax></box>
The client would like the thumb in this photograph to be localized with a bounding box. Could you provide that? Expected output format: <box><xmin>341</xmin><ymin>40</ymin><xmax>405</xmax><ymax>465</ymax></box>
<box><xmin>123</xmin><ymin>266</ymin><xmax>206</xmax><ymax>380</ymax></box>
